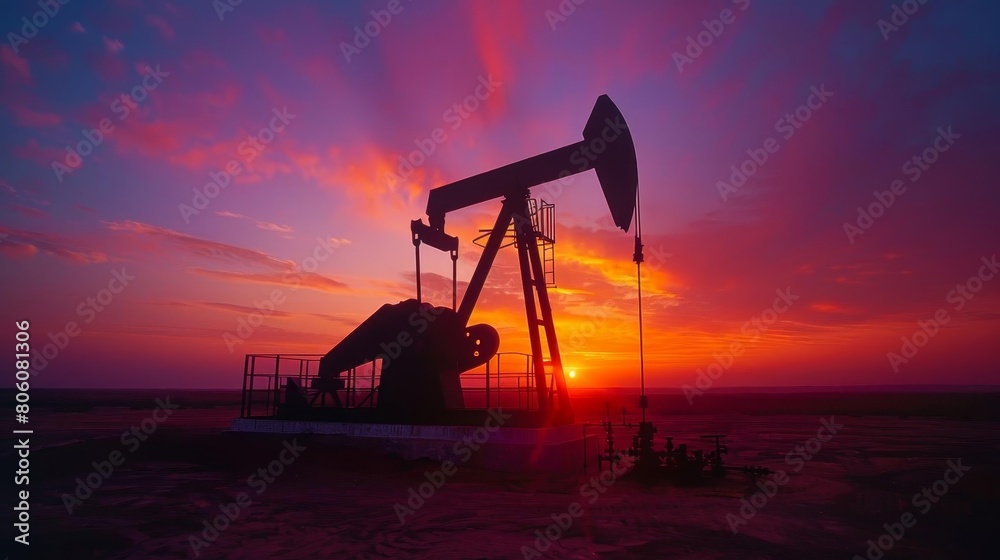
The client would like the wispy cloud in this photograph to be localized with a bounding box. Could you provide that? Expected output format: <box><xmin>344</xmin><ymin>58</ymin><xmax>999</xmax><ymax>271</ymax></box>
<box><xmin>103</xmin><ymin>220</ymin><xmax>295</xmax><ymax>270</ymax></box>
<box><xmin>187</xmin><ymin>267</ymin><xmax>351</xmax><ymax>294</ymax></box>
<box><xmin>11</xmin><ymin>204</ymin><xmax>49</xmax><ymax>219</ymax></box>
<box><xmin>215</xmin><ymin>210</ymin><xmax>294</xmax><ymax>235</ymax></box>
<box><xmin>0</xmin><ymin>45</ymin><xmax>31</xmax><ymax>84</ymax></box>
<box><xmin>151</xmin><ymin>299</ymin><xmax>359</xmax><ymax>325</ymax></box>
<box><xmin>103</xmin><ymin>35</ymin><xmax>125</xmax><ymax>54</ymax></box>
<box><xmin>144</xmin><ymin>15</ymin><xmax>175</xmax><ymax>40</ymax></box>
<box><xmin>0</xmin><ymin>225</ymin><xmax>108</xmax><ymax>263</ymax></box>
<box><xmin>9</xmin><ymin>105</ymin><xmax>62</xmax><ymax>127</ymax></box>
<box><xmin>256</xmin><ymin>222</ymin><xmax>293</xmax><ymax>233</ymax></box>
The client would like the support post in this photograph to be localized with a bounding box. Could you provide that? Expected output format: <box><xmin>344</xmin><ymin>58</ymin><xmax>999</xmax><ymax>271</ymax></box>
<box><xmin>451</xmin><ymin>248</ymin><xmax>458</xmax><ymax>310</ymax></box>
<box><xmin>413</xmin><ymin>237</ymin><xmax>422</xmax><ymax>303</ymax></box>
<box><xmin>457</xmin><ymin>199</ymin><xmax>517</xmax><ymax>326</ymax></box>
<box><xmin>511</xmin><ymin>193</ymin><xmax>573</xmax><ymax>422</ymax></box>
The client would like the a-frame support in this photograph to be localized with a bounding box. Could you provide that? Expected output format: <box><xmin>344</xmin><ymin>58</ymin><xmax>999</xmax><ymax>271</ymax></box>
<box><xmin>454</xmin><ymin>190</ymin><xmax>573</xmax><ymax>424</ymax></box>
<box><xmin>511</xmin><ymin>192</ymin><xmax>573</xmax><ymax>424</ymax></box>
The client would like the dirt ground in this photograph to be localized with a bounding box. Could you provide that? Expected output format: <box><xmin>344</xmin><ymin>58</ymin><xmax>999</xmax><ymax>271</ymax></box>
<box><xmin>9</xmin><ymin>389</ymin><xmax>1000</xmax><ymax>559</ymax></box>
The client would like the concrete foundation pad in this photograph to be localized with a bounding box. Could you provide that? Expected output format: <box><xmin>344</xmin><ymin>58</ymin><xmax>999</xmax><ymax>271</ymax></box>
<box><xmin>230</xmin><ymin>418</ymin><xmax>598</xmax><ymax>473</ymax></box>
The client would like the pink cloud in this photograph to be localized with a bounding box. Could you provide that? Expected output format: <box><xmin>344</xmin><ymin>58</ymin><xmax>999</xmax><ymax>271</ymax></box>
<box><xmin>0</xmin><ymin>225</ymin><xmax>108</xmax><ymax>264</ymax></box>
<box><xmin>257</xmin><ymin>27</ymin><xmax>285</xmax><ymax>46</ymax></box>
<box><xmin>256</xmin><ymin>222</ymin><xmax>293</xmax><ymax>234</ymax></box>
<box><xmin>155</xmin><ymin>300</ymin><xmax>358</xmax><ymax>326</ymax></box>
<box><xmin>11</xmin><ymin>204</ymin><xmax>49</xmax><ymax>219</ymax></box>
<box><xmin>0</xmin><ymin>46</ymin><xmax>31</xmax><ymax>84</ymax></box>
<box><xmin>13</xmin><ymin>139</ymin><xmax>77</xmax><ymax>169</ymax></box>
<box><xmin>187</xmin><ymin>268</ymin><xmax>351</xmax><ymax>294</ymax></box>
<box><xmin>89</xmin><ymin>50</ymin><xmax>126</xmax><ymax>81</ymax></box>
<box><xmin>215</xmin><ymin>210</ymin><xmax>250</xmax><ymax>220</ymax></box>
<box><xmin>144</xmin><ymin>15</ymin><xmax>175</xmax><ymax>40</ymax></box>
<box><xmin>214</xmin><ymin>210</ymin><xmax>295</xmax><ymax>235</ymax></box>
<box><xmin>103</xmin><ymin>35</ymin><xmax>125</xmax><ymax>54</ymax></box>
<box><xmin>10</xmin><ymin>105</ymin><xmax>62</xmax><ymax>127</ymax></box>
<box><xmin>0</xmin><ymin>243</ymin><xmax>38</xmax><ymax>260</ymax></box>
<box><xmin>113</xmin><ymin>120</ymin><xmax>186</xmax><ymax>154</ymax></box>
<box><xmin>103</xmin><ymin>220</ymin><xmax>296</xmax><ymax>270</ymax></box>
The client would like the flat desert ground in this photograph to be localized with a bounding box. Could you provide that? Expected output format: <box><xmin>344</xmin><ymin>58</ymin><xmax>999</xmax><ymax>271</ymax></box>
<box><xmin>7</xmin><ymin>388</ymin><xmax>1000</xmax><ymax>559</ymax></box>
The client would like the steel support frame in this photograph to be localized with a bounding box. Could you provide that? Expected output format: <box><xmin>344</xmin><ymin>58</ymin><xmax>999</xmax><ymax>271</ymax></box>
<box><xmin>511</xmin><ymin>192</ymin><xmax>572</xmax><ymax>422</ymax></box>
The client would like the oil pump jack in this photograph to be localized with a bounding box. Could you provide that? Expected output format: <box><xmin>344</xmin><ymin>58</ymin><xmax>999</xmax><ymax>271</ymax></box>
<box><xmin>280</xmin><ymin>95</ymin><xmax>639</xmax><ymax>428</ymax></box>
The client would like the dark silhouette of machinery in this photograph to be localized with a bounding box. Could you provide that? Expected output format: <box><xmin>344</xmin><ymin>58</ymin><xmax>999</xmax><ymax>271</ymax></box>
<box><xmin>238</xmin><ymin>95</ymin><xmax>776</xmax><ymax>479</ymax></box>
<box><xmin>279</xmin><ymin>95</ymin><xmax>639</xmax><ymax>427</ymax></box>
<box><xmin>595</xmin><ymin>410</ymin><xmax>772</xmax><ymax>482</ymax></box>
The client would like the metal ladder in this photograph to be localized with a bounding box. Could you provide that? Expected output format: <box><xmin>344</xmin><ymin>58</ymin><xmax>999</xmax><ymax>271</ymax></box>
<box><xmin>528</xmin><ymin>198</ymin><xmax>556</xmax><ymax>287</ymax></box>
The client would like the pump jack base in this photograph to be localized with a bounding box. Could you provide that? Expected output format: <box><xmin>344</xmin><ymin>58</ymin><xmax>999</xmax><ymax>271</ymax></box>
<box><xmin>230</xmin><ymin>417</ymin><xmax>599</xmax><ymax>473</ymax></box>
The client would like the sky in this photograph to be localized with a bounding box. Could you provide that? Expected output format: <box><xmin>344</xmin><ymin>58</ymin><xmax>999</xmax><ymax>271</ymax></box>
<box><xmin>1</xmin><ymin>0</ymin><xmax>998</xmax><ymax>390</ymax></box>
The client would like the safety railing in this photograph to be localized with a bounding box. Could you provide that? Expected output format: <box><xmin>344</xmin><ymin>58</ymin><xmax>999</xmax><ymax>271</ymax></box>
<box><xmin>241</xmin><ymin>354</ymin><xmax>382</xmax><ymax>418</ymax></box>
<box><xmin>460</xmin><ymin>352</ymin><xmax>540</xmax><ymax>410</ymax></box>
<box><xmin>240</xmin><ymin>351</ymin><xmax>546</xmax><ymax>418</ymax></box>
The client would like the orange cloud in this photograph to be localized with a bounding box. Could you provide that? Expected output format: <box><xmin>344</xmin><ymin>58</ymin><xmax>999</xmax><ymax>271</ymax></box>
<box><xmin>283</xmin><ymin>143</ymin><xmax>435</xmax><ymax>219</ymax></box>
<box><xmin>810</xmin><ymin>302</ymin><xmax>863</xmax><ymax>315</ymax></box>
